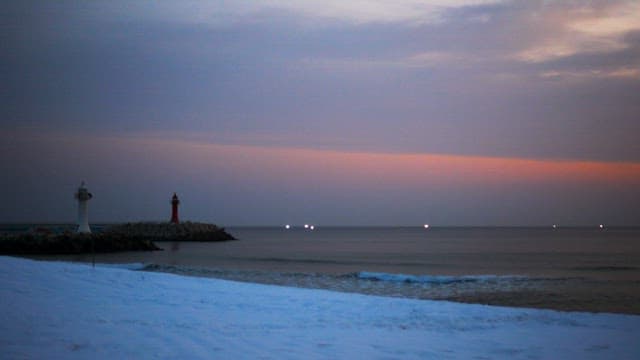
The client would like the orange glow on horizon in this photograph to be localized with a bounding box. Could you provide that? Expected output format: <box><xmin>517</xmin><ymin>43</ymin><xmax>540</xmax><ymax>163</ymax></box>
<box><xmin>24</xmin><ymin>132</ymin><xmax>638</xmax><ymax>192</ymax></box>
<box><xmin>124</xmin><ymin>137</ymin><xmax>640</xmax><ymax>190</ymax></box>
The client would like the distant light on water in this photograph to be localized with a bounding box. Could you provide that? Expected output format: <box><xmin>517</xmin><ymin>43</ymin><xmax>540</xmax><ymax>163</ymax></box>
<box><xmin>599</xmin><ymin>224</ymin><xmax>604</xmax><ymax>229</ymax></box>
<box><xmin>552</xmin><ymin>224</ymin><xmax>557</xmax><ymax>229</ymax></box>
<box><xmin>285</xmin><ymin>224</ymin><xmax>290</xmax><ymax>229</ymax></box>
<box><xmin>423</xmin><ymin>224</ymin><xmax>429</xmax><ymax>229</ymax></box>
<box><xmin>304</xmin><ymin>224</ymin><xmax>309</xmax><ymax>229</ymax></box>
<box><xmin>310</xmin><ymin>225</ymin><xmax>315</xmax><ymax>230</ymax></box>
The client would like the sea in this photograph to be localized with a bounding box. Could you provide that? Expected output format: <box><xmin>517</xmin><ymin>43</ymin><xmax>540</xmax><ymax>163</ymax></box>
<box><xmin>5</xmin><ymin>225</ymin><xmax>640</xmax><ymax>314</ymax></box>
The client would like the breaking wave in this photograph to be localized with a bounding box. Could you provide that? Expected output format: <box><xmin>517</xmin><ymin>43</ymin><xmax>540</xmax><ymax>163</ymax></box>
<box><xmin>356</xmin><ymin>272</ymin><xmax>528</xmax><ymax>284</ymax></box>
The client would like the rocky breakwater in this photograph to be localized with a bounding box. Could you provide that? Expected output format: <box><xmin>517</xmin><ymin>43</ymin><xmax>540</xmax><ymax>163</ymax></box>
<box><xmin>105</xmin><ymin>221</ymin><xmax>236</xmax><ymax>242</ymax></box>
<box><xmin>0</xmin><ymin>231</ymin><xmax>160</xmax><ymax>255</ymax></box>
<box><xmin>0</xmin><ymin>222</ymin><xmax>235</xmax><ymax>255</ymax></box>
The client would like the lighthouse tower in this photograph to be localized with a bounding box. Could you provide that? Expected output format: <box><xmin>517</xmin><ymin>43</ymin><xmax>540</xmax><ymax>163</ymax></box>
<box><xmin>170</xmin><ymin>193</ymin><xmax>180</xmax><ymax>224</ymax></box>
<box><xmin>75</xmin><ymin>181</ymin><xmax>93</xmax><ymax>233</ymax></box>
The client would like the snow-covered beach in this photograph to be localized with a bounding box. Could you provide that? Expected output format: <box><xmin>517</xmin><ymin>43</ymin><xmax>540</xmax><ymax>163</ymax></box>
<box><xmin>1</xmin><ymin>256</ymin><xmax>639</xmax><ymax>359</ymax></box>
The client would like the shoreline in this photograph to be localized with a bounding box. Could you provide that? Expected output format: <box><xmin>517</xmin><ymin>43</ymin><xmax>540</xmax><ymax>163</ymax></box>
<box><xmin>26</xmin><ymin>255</ymin><xmax>637</xmax><ymax>316</ymax></box>
<box><xmin>139</xmin><ymin>263</ymin><xmax>640</xmax><ymax>316</ymax></box>
<box><xmin>13</xmin><ymin>225</ymin><xmax>640</xmax><ymax>316</ymax></box>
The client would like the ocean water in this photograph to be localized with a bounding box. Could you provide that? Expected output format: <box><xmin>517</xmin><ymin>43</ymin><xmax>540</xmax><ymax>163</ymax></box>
<box><xmin>18</xmin><ymin>226</ymin><xmax>640</xmax><ymax>314</ymax></box>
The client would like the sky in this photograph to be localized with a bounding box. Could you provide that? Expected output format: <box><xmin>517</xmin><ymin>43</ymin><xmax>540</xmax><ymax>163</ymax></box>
<box><xmin>1</xmin><ymin>0</ymin><xmax>639</xmax><ymax>226</ymax></box>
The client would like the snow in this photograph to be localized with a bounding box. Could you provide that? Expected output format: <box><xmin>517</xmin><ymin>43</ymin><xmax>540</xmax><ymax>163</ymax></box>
<box><xmin>1</xmin><ymin>256</ymin><xmax>639</xmax><ymax>359</ymax></box>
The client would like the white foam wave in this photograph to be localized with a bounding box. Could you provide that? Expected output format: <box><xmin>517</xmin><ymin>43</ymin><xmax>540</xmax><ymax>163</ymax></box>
<box><xmin>357</xmin><ymin>272</ymin><xmax>526</xmax><ymax>284</ymax></box>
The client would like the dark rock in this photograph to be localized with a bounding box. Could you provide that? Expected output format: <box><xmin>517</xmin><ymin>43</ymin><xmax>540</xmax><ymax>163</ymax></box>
<box><xmin>104</xmin><ymin>221</ymin><xmax>236</xmax><ymax>242</ymax></box>
<box><xmin>0</xmin><ymin>221</ymin><xmax>235</xmax><ymax>255</ymax></box>
<box><xmin>0</xmin><ymin>232</ymin><xmax>160</xmax><ymax>255</ymax></box>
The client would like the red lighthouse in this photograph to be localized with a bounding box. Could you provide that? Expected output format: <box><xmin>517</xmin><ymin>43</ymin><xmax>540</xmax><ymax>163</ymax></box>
<box><xmin>170</xmin><ymin>193</ymin><xmax>180</xmax><ymax>224</ymax></box>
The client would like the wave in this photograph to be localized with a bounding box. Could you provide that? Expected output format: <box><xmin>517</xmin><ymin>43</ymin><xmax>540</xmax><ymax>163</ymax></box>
<box><xmin>96</xmin><ymin>263</ymin><xmax>147</xmax><ymax>271</ymax></box>
<box><xmin>140</xmin><ymin>264</ymin><xmax>293</xmax><ymax>279</ymax></box>
<box><xmin>243</xmin><ymin>257</ymin><xmax>351</xmax><ymax>266</ymax></box>
<box><xmin>238</xmin><ymin>257</ymin><xmax>439</xmax><ymax>268</ymax></box>
<box><xmin>141</xmin><ymin>264</ymin><xmax>229</xmax><ymax>276</ymax></box>
<box><xmin>356</xmin><ymin>272</ymin><xmax>528</xmax><ymax>284</ymax></box>
<box><xmin>139</xmin><ymin>264</ymin><xmax>583</xmax><ymax>294</ymax></box>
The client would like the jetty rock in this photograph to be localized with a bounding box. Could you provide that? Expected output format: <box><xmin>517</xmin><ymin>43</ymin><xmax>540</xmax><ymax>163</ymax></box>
<box><xmin>104</xmin><ymin>221</ymin><xmax>236</xmax><ymax>242</ymax></box>
<box><xmin>0</xmin><ymin>232</ymin><xmax>160</xmax><ymax>255</ymax></box>
<box><xmin>0</xmin><ymin>222</ymin><xmax>235</xmax><ymax>255</ymax></box>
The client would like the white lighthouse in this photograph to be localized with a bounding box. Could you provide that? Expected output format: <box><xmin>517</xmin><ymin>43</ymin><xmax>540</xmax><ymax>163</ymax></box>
<box><xmin>75</xmin><ymin>181</ymin><xmax>93</xmax><ymax>233</ymax></box>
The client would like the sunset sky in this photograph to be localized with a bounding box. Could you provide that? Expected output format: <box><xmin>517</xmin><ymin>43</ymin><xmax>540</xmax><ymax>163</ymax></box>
<box><xmin>2</xmin><ymin>0</ymin><xmax>639</xmax><ymax>225</ymax></box>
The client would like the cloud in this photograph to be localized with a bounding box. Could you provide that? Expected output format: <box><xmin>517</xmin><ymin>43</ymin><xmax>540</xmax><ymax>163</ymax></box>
<box><xmin>539</xmin><ymin>67</ymin><xmax>640</xmax><ymax>81</ymax></box>
<box><xmin>515</xmin><ymin>39</ymin><xmax>626</xmax><ymax>63</ymax></box>
<box><xmin>404</xmin><ymin>51</ymin><xmax>466</xmax><ymax>66</ymax></box>
<box><xmin>514</xmin><ymin>1</ymin><xmax>640</xmax><ymax>63</ymax></box>
<box><xmin>3</xmin><ymin>0</ymin><xmax>639</xmax><ymax>165</ymax></box>
<box><xmin>287</xmin><ymin>1</ymin><xmax>639</xmax><ymax>79</ymax></box>
<box><xmin>299</xmin><ymin>51</ymin><xmax>465</xmax><ymax>71</ymax></box>
<box><xmin>263</xmin><ymin>0</ymin><xmax>504</xmax><ymax>25</ymax></box>
<box><xmin>121</xmin><ymin>0</ymin><xmax>504</xmax><ymax>27</ymax></box>
<box><xmin>568</xmin><ymin>2</ymin><xmax>640</xmax><ymax>37</ymax></box>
